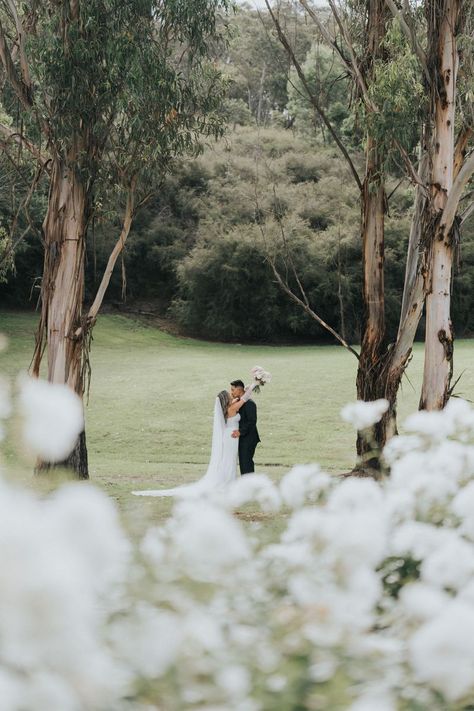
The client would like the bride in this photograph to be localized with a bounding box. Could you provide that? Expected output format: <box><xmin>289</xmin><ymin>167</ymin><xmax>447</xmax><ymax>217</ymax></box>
<box><xmin>132</xmin><ymin>382</ymin><xmax>258</xmax><ymax>497</ymax></box>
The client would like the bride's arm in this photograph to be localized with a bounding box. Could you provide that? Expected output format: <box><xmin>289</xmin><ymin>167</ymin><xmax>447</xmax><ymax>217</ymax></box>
<box><xmin>228</xmin><ymin>382</ymin><xmax>259</xmax><ymax>415</ymax></box>
<box><xmin>241</xmin><ymin>382</ymin><xmax>258</xmax><ymax>402</ymax></box>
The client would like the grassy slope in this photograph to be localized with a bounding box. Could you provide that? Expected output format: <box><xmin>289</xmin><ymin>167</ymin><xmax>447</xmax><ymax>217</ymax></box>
<box><xmin>1</xmin><ymin>311</ymin><xmax>474</xmax><ymax>529</ymax></box>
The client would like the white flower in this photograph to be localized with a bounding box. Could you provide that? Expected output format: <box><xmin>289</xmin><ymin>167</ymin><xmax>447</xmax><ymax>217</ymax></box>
<box><xmin>327</xmin><ymin>477</ymin><xmax>384</xmax><ymax>513</ymax></box>
<box><xmin>0</xmin><ymin>479</ymin><xmax>130</xmax><ymax>709</ymax></box>
<box><xmin>399</xmin><ymin>583</ymin><xmax>449</xmax><ymax>621</ymax></box>
<box><xmin>216</xmin><ymin>665</ymin><xmax>251</xmax><ymax>698</ymax></box>
<box><xmin>110</xmin><ymin>604</ymin><xmax>183</xmax><ymax>677</ymax></box>
<box><xmin>383</xmin><ymin>433</ymin><xmax>423</xmax><ymax>466</ymax></box>
<box><xmin>340</xmin><ymin>399</ymin><xmax>389</xmax><ymax>430</ymax></box>
<box><xmin>402</xmin><ymin>398</ymin><xmax>474</xmax><ymax>442</ymax></box>
<box><xmin>409</xmin><ymin>600</ymin><xmax>474</xmax><ymax>701</ymax></box>
<box><xmin>451</xmin><ymin>481</ymin><xmax>474</xmax><ymax>539</ymax></box>
<box><xmin>391</xmin><ymin>521</ymin><xmax>452</xmax><ymax>560</ymax></box>
<box><xmin>168</xmin><ymin>500</ymin><xmax>250</xmax><ymax>580</ymax></box>
<box><xmin>18</xmin><ymin>375</ymin><xmax>84</xmax><ymax>461</ymax></box>
<box><xmin>0</xmin><ymin>376</ymin><xmax>11</xmax><ymax>419</ymax></box>
<box><xmin>279</xmin><ymin>464</ymin><xmax>330</xmax><ymax>509</ymax></box>
<box><xmin>388</xmin><ymin>449</ymin><xmax>458</xmax><ymax>517</ymax></box>
<box><xmin>0</xmin><ymin>376</ymin><xmax>12</xmax><ymax>441</ymax></box>
<box><xmin>266</xmin><ymin>674</ymin><xmax>287</xmax><ymax>692</ymax></box>
<box><xmin>227</xmin><ymin>474</ymin><xmax>281</xmax><ymax>512</ymax></box>
<box><xmin>283</xmin><ymin>505</ymin><xmax>387</xmax><ymax>568</ymax></box>
<box><xmin>421</xmin><ymin>536</ymin><xmax>474</xmax><ymax>590</ymax></box>
<box><xmin>349</xmin><ymin>691</ymin><xmax>396</xmax><ymax>711</ymax></box>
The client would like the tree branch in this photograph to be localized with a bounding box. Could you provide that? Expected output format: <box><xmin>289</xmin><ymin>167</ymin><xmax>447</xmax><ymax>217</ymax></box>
<box><xmin>0</xmin><ymin>161</ymin><xmax>44</xmax><ymax>270</ymax></box>
<box><xmin>393</xmin><ymin>138</ymin><xmax>428</xmax><ymax>193</ymax></box>
<box><xmin>4</xmin><ymin>0</ymin><xmax>32</xmax><ymax>91</ymax></box>
<box><xmin>326</xmin><ymin>0</ymin><xmax>377</xmax><ymax>112</ymax></box>
<box><xmin>442</xmin><ymin>151</ymin><xmax>474</xmax><ymax>237</ymax></box>
<box><xmin>298</xmin><ymin>0</ymin><xmax>348</xmax><ymax>68</ymax></box>
<box><xmin>453</xmin><ymin>125</ymin><xmax>473</xmax><ymax>179</ymax></box>
<box><xmin>266</xmin><ymin>251</ymin><xmax>360</xmax><ymax>359</ymax></box>
<box><xmin>75</xmin><ymin>178</ymin><xmax>137</xmax><ymax>337</ymax></box>
<box><xmin>0</xmin><ymin>121</ymin><xmax>50</xmax><ymax>168</ymax></box>
<box><xmin>0</xmin><ymin>15</ymin><xmax>32</xmax><ymax>110</ymax></box>
<box><xmin>384</xmin><ymin>0</ymin><xmax>430</xmax><ymax>84</ymax></box>
<box><xmin>461</xmin><ymin>200</ymin><xmax>474</xmax><ymax>225</ymax></box>
<box><xmin>253</xmin><ymin>173</ymin><xmax>359</xmax><ymax>358</ymax></box>
<box><xmin>265</xmin><ymin>0</ymin><xmax>362</xmax><ymax>191</ymax></box>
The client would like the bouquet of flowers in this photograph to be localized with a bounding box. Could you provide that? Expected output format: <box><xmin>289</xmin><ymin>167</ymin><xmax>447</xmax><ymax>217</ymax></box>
<box><xmin>250</xmin><ymin>365</ymin><xmax>272</xmax><ymax>393</ymax></box>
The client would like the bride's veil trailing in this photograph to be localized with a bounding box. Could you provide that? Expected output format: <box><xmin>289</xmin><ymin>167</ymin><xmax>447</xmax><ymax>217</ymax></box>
<box><xmin>132</xmin><ymin>396</ymin><xmax>226</xmax><ymax>497</ymax></box>
<box><xmin>200</xmin><ymin>397</ymin><xmax>225</xmax><ymax>486</ymax></box>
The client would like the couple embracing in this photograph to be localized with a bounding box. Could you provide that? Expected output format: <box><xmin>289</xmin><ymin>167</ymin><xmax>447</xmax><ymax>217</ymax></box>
<box><xmin>223</xmin><ymin>378</ymin><xmax>261</xmax><ymax>477</ymax></box>
<box><xmin>133</xmin><ymin>368</ymin><xmax>270</xmax><ymax>498</ymax></box>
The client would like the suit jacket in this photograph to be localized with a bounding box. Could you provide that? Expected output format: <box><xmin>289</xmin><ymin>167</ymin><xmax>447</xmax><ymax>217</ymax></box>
<box><xmin>238</xmin><ymin>399</ymin><xmax>261</xmax><ymax>444</ymax></box>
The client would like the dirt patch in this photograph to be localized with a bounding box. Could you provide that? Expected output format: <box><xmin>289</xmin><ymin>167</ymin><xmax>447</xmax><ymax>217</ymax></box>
<box><xmin>233</xmin><ymin>511</ymin><xmax>275</xmax><ymax>522</ymax></box>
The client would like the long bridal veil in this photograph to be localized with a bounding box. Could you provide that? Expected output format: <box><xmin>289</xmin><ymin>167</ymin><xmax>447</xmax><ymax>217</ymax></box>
<box><xmin>132</xmin><ymin>397</ymin><xmax>226</xmax><ymax>497</ymax></box>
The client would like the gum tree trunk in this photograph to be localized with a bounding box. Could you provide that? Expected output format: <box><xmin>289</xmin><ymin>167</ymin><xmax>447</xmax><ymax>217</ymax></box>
<box><xmin>31</xmin><ymin>155</ymin><xmax>90</xmax><ymax>478</ymax></box>
<box><xmin>420</xmin><ymin>0</ymin><xmax>460</xmax><ymax>410</ymax></box>
<box><xmin>354</xmin><ymin>0</ymin><xmax>389</xmax><ymax>470</ymax></box>
<box><xmin>355</xmin><ymin>137</ymin><xmax>388</xmax><ymax>468</ymax></box>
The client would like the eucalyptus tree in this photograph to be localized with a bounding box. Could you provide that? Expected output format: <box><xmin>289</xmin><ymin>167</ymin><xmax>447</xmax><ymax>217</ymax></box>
<box><xmin>265</xmin><ymin>0</ymin><xmax>473</xmax><ymax>471</ymax></box>
<box><xmin>267</xmin><ymin>0</ymin><xmax>406</xmax><ymax>470</ymax></box>
<box><xmin>416</xmin><ymin>1</ymin><xmax>472</xmax><ymax>409</ymax></box>
<box><xmin>0</xmin><ymin>0</ymin><xmax>228</xmax><ymax>476</ymax></box>
<box><xmin>379</xmin><ymin>0</ymin><xmax>474</xmax><ymax>412</ymax></box>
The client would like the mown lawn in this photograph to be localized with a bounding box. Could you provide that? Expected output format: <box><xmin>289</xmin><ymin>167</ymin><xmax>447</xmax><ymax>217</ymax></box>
<box><xmin>1</xmin><ymin>310</ymin><xmax>474</xmax><ymax>531</ymax></box>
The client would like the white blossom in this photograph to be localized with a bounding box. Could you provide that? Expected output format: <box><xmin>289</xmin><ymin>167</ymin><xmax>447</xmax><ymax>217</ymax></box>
<box><xmin>165</xmin><ymin>500</ymin><xmax>251</xmax><ymax>581</ymax></box>
<box><xmin>3</xmin><ymin>381</ymin><xmax>474</xmax><ymax>709</ymax></box>
<box><xmin>421</xmin><ymin>536</ymin><xmax>474</xmax><ymax>590</ymax></box>
<box><xmin>451</xmin><ymin>481</ymin><xmax>474</xmax><ymax>539</ymax></box>
<box><xmin>399</xmin><ymin>583</ymin><xmax>450</xmax><ymax>621</ymax></box>
<box><xmin>0</xmin><ymin>480</ymin><xmax>130</xmax><ymax>709</ymax></box>
<box><xmin>18</xmin><ymin>375</ymin><xmax>84</xmax><ymax>461</ymax></box>
<box><xmin>409</xmin><ymin>601</ymin><xmax>474</xmax><ymax>701</ymax></box>
<box><xmin>227</xmin><ymin>473</ymin><xmax>281</xmax><ymax>512</ymax></box>
<box><xmin>349</xmin><ymin>691</ymin><xmax>396</xmax><ymax>711</ymax></box>
<box><xmin>340</xmin><ymin>399</ymin><xmax>389</xmax><ymax>430</ymax></box>
<box><xmin>279</xmin><ymin>464</ymin><xmax>330</xmax><ymax>508</ymax></box>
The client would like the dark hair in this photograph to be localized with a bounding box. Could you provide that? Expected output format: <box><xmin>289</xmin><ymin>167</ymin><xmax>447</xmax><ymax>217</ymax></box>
<box><xmin>231</xmin><ymin>379</ymin><xmax>245</xmax><ymax>389</ymax></box>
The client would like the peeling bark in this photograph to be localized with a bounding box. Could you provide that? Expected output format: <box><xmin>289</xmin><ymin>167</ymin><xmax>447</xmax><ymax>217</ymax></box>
<box><xmin>31</xmin><ymin>155</ymin><xmax>90</xmax><ymax>477</ymax></box>
<box><xmin>354</xmin><ymin>0</ymin><xmax>389</xmax><ymax>469</ymax></box>
<box><xmin>420</xmin><ymin>0</ymin><xmax>460</xmax><ymax>411</ymax></box>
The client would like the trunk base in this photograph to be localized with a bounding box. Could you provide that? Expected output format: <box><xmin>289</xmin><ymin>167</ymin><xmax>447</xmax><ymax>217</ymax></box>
<box><xmin>34</xmin><ymin>430</ymin><xmax>89</xmax><ymax>479</ymax></box>
<box><xmin>342</xmin><ymin>465</ymin><xmax>384</xmax><ymax>480</ymax></box>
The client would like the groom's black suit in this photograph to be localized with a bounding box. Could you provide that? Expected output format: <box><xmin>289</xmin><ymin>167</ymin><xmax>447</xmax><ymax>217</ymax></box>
<box><xmin>238</xmin><ymin>398</ymin><xmax>260</xmax><ymax>474</ymax></box>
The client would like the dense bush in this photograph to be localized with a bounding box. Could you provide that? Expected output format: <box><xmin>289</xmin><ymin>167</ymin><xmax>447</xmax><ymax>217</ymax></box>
<box><xmin>1</xmin><ymin>122</ymin><xmax>473</xmax><ymax>344</ymax></box>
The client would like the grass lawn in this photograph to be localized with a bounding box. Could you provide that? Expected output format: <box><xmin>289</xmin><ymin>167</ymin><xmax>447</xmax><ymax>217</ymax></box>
<box><xmin>1</xmin><ymin>310</ymin><xmax>474</xmax><ymax>531</ymax></box>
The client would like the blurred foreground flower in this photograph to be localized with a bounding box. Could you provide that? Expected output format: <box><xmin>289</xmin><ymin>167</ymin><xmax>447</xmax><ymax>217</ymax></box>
<box><xmin>2</xmin><ymin>366</ymin><xmax>474</xmax><ymax>709</ymax></box>
<box><xmin>341</xmin><ymin>398</ymin><xmax>389</xmax><ymax>430</ymax></box>
<box><xmin>18</xmin><ymin>375</ymin><xmax>83</xmax><ymax>461</ymax></box>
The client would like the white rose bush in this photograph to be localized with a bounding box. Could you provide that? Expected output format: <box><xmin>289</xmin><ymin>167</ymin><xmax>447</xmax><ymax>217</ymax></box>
<box><xmin>1</xmin><ymin>372</ymin><xmax>474</xmax><ymax>709</ymax></box>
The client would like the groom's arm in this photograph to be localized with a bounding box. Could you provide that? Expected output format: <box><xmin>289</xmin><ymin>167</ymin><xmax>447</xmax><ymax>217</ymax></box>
<box><xmin>239</xmin><ymin>401</ymin><xmax>257</xmax><ymax>438</ymax></box>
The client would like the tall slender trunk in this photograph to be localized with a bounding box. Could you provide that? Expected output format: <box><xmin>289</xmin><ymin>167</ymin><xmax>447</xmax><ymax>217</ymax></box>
<box><xmin>256</xmin><ymin>64</ymin><xmax>266</xmax><ymax>126</ymax></box>
<box><xmin>355</xmin><ymin>137</ymin><xmax>388</xmax><ymax>468</ymax></box>
<box><xmin>420</xmin><ymin>0</ymin><xmax>459</xmax><ymax>410</ymax></box>
<box><xmin>336</xmin><ymin>231</ymin><xmax>347</xmax><ymax>342</ymax></box>
<box><xmin>353</xmin><ymin>0</ymin><xmax>389</xmax><ymax>470</ymax></box>
<box><xmin>31</xmin><ymin>156</ymin><xmax>90</xmax><ymax>478</ymax></box>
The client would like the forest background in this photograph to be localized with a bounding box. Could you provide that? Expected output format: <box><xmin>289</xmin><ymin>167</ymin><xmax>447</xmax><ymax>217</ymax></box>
<box><xmin>3</xmin><ymin>1</ymin><xmax>473</xmax><ymax>345</ymax></box>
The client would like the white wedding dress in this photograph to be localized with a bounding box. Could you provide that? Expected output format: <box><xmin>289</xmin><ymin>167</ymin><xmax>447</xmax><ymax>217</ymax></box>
<box><xmin>132</xmin><ymin>399</ymin><xmax>242</xmax><ymax>498</ymax></box>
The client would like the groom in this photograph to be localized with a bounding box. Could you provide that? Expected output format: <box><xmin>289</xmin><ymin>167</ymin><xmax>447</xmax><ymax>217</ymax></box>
<box><xmin>230</xmin><ymin>379</ymin><xmax>261</xmax><ymax>475</ymax></box>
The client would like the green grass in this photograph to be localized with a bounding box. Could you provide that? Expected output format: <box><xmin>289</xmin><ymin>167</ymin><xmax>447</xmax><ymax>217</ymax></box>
<box><xmin>1</xmin><ymin>310</ymin><xmax>474</xmax><ymax>531</ymax></box>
